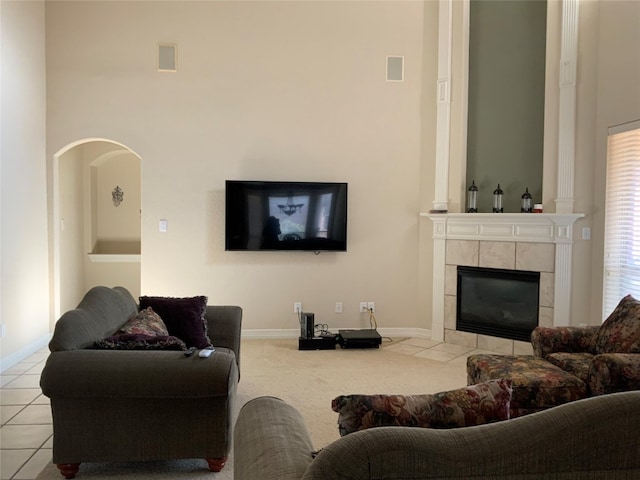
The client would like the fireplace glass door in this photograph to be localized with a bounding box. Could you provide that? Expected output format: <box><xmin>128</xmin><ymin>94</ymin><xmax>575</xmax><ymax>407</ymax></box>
<box><xmin>456</xmin><ymin>266</ymin><xmax>540</xmax><ymax>342</ymax></box>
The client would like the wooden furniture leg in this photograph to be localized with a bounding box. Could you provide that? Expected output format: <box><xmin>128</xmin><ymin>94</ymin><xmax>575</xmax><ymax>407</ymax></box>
<box><xmin>206</xmin><ymin>457</ymin><xmax>227</xmax><ymax>472</ymax></box>
<box><xmin>56</xmin><ymin>463</ymin><xmax>80</xmax><ymax>479</ymax></box>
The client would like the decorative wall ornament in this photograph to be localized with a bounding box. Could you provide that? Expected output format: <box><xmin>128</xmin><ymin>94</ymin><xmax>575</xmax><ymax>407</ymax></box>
<box><xmin>112</xmin><ymin>186</ymin><xmax>124</xmax><ymax>207</ymax></box>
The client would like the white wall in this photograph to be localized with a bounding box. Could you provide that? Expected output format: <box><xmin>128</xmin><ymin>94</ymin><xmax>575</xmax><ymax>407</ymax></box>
<box><xmin>45</xmin><ymin>1</ymin><xmax>428</xmax><ymax>333</ymax></box>
<box><xmin>591</xmin><ymin>0</ymin><xmax>640</xmax><ymax>319</ymax></box>
<box><xmin>0</xmin><ymin>0</ymin><xmax>50</xmax><ymax>367</ymax></box>
<box><xmin>59</xmin><ymin>146</ymin><xmax>85</xmax><ymax>314</ymax></box>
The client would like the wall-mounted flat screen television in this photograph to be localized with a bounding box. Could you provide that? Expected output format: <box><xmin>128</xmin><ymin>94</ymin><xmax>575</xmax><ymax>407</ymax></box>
<box><xmin>225</xmin><ymin>181</ymin><xmax>348</xmax><ymax>252</ymax></box>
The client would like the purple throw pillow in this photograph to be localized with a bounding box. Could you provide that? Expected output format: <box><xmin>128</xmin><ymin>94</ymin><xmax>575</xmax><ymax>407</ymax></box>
<box><xmin>139</xmin><ymin>296</ymin><xmax>211</xmax><ymax>349</ymax></box>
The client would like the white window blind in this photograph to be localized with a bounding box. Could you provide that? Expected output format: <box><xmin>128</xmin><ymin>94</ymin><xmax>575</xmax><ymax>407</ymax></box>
<box><xmin>603</xmin><ymin>120</ymin><xmax>640</xmax><ymax>318</ymax></box>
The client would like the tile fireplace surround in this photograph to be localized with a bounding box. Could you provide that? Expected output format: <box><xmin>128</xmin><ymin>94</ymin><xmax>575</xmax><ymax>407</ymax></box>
<box><xmin>423</xmin><ymin>213</ymin><xmax>584</xmax><ymax>355</ymax></box>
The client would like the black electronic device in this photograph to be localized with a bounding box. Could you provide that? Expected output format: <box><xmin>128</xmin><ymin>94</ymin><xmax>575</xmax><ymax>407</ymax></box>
<box><xmin>338</xmin><ymin>329</ymin><xmax>382</xmax><ymax>349</ymax></box>
<box><xmin>298</xmin><ymin>335</ymin><xmax>338</xmax><ymax>350</ymax></box>
<box><xmin>300</xmin><ymin>312</ymin><xmax>315</xmax><ymax>339</ymax></box>
<box><xmin>225</xmin><ymin>181</ymin><xmax>348</xmax><ymax>251</ymax></box>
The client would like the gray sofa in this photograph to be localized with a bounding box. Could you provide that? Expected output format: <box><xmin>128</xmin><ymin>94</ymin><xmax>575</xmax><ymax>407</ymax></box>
<box><xmin>234</xmin><ymin>392</ymin><xmax>640</xmax><ymax>480</ymax></box>
<box><xmin>40</xmin><ymin>286</ymin><xmax>242</xmax><ymax>479</ymax></box>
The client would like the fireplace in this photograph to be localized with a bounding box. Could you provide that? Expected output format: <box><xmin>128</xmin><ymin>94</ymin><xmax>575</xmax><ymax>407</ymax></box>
<box><xmin>456</xmin><ymin>266</ymin><xmax>540</xmax><ymax>342</ymax></box>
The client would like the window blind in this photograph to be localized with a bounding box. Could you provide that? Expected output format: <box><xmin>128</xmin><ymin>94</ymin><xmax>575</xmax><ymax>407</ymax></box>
<box><xmin>603</xmin><ymin>120</ymin><xmax>640</xmax><ymax>318</ymax></box>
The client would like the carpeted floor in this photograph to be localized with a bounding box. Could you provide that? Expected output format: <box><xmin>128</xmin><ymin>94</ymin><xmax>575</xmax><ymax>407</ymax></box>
<box><xmin>37</xmin><ymin>338</ymin><xmax>468</xmax><ymax>479</ymax></box>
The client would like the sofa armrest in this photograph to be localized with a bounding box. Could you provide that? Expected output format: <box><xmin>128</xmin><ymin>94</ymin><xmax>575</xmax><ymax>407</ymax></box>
<box><xmin>588</xmin><ymin>353</ymin><xmax>640</xmax><ymax>396</ymax></box>
<box><xmin>206</xmin><ymin>306</ymin><xmax>242</xmax><ymax>373</ymax></box>
<box><xmin>531</xmin><ymin>326</ymin><xmax>599</xmax><ymax>358</ymax></box>
<box><xmin>234</xmin><ymin>396</ymin><xmax>315</xmax><ymax>480</ymax></box>
<box><xmin>40</xmin><ymin>349</ymin><xmax>238</xmax><ymax>399</ymax></box>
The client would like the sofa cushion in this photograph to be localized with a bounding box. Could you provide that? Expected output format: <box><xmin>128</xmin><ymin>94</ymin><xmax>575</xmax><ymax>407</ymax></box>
<box><xmin>118</xmin><ymin>307</ymin><xmax>169</xmax><ymax>336</ymax></box>
<box><xmin>545</xmin><ymin>352</ymin><xmax>594</xmax><ymax>382</ymax></box>
<box><xmin>596</xmin><ymin>294</ymin><xmax>640</xmax><ymax>354</ymax></box>
<box><xmin>94</xmin><ymin>333</ymin><xmax>187</xmax><ymax>350</ymax></box>
<box><xmin>331</xmin><ymin>379</ymin><xmax>512</xmax><ymax>436</ymax></box>
<box><xmin>139</xmin><ymin>296</ymin><xmax>211</xmax><ymax>349</ymax></box>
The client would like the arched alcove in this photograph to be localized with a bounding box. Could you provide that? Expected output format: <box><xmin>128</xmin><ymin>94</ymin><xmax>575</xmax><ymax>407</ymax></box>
<box><xmin>52</xmin><ymin>139</ymin><xmax>141</xmax><ymax>319</ymax></box>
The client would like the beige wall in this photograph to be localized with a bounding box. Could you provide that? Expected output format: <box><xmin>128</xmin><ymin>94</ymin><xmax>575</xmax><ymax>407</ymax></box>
<box><xmin>0</xmin><ymin>0</ymin><xmax>51</xmax><ymax>363</ymax></box>
<box><xmin>59</xmin><ymin>147</ymin><xmax>85</xmax><ymax>314</ymax></box>
<box><xmin>45</xmin><ymin>1</ymin><xmax>427</xmax><ymax>332</ymax></box>
<box><xmin>591</xmin><ymin>0</ymin><xmax>640</xmax><ymax>319</ymax></box>
<box><xmin>2</xmin><ymin>0</ymin><xmax>639</xmax><ymax>370</ymax></box>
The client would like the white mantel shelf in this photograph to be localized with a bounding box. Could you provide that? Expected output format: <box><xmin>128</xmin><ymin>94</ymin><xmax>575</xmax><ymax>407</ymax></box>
<box><xmin>420</xmin><ymin>212</ymin><xmax>585</xmax><ymax>244</ymax></box>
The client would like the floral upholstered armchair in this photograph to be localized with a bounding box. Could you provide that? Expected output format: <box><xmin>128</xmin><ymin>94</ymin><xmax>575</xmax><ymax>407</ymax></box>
<box><xmin>531</xmin><ymin>294</ymin><xmax>640</xmax><ymax>396</ymax></box>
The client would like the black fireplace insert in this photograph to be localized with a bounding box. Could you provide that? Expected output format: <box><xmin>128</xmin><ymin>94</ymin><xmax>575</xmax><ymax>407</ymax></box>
<box><xmin>456</xmin><ymin>266</ymin><xmax>540</xmax><ymax>342</ymax></box>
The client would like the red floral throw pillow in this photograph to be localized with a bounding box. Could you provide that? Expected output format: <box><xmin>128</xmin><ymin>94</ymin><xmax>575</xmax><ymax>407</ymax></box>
<box><xmin>118</xmin><ymin>307</ymin><xmax>169</xmax><ymax>336</ymax></box>
<box><xmin>331</xmin><ymin>379</ymin><xmax>512</xmax><ymax>436</ymax></box>
<box><xmin>139</xmin><ymin>296</ymin><xmax>211</xmax><ymax>349</ymax></box>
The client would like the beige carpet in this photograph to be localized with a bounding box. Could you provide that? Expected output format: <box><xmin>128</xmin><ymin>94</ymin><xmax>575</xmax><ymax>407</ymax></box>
<box><xmin>37</xmin><ymin>338</ymin><xmax>468</xmax><ymax>479</ymax></box>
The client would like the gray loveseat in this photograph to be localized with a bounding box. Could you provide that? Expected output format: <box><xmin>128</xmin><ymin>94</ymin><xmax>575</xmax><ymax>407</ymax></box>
<box><xmin>234</xmin><ymin>392</ymin><xmax>640</xmax><ymax>480</ymax></box>
<box><xmin>40</xmin><ymin>286</ymin><xmax>242</xmax><ymax>479</ymax></box>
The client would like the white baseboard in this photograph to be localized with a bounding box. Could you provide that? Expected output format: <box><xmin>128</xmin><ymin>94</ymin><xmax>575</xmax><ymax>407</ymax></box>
<box><xmin>0</xmin><ymin>334</ymin><xmax>51</xmax><ymax>373</ymax></box>
<box><xmin>241</xmin><ymin>328</ymin><xmax>432</xmax><ymax>340</ymax></box>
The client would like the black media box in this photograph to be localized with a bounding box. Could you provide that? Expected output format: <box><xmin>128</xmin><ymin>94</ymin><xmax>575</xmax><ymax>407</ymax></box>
<box><xmin>338</xmin><ymin>329</ymin><xmax>382</xmax><ymax>349</ymax></box>
<box><xmin>298</xmin><ymin>335</ymin><xmax>337</xmax><ymax>350</ymax></box>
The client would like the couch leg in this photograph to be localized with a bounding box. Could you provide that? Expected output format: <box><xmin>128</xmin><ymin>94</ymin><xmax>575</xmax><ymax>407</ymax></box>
<box><xmin>56</xmin><ymin>463</ymin><xmax>80</xmax><ymax>479</ymax></box>
<box><xmin>206</xmin><ymin>457</ymin><xmax>227</xmax><ymax>472</ymax></box>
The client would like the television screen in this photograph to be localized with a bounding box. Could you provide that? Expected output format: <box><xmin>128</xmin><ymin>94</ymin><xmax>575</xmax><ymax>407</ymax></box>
<box><xmin>225</xmin><ymin>181</ymin><xmax>348</xmax><ymax>251</ymax></box>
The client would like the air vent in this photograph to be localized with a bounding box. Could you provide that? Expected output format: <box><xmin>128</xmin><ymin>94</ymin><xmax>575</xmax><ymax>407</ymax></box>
<box><xmin>386</xmin><ymin>56</ymin><xmax>404</xmax><ymax>82</ymax></box>
<box><xmin>158</xmin><ymin>44</ymin><xmax>177</xmax><ymax>72</ymax></box>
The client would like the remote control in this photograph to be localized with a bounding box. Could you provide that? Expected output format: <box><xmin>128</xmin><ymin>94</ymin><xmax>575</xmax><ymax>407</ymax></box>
<box><xmin>198</xmin><ymin>347</ymin><xmax>215</xmax><ymax>358</ymax></box>
<box><xmin>184</xmin><ymin>347</ymin><xmax>196</xmax><ymax>357</ymax></box>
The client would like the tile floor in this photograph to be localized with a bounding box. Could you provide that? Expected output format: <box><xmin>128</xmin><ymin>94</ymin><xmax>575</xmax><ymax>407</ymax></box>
<box><xmin>0</xmin><ymin>338</ymin><xmax>502</xmax><ymax>480</ymax></box>
<box><xmin>1</xmin><ymin>348</ymin><xmax>53</xmax><ymax>480</ymax></box>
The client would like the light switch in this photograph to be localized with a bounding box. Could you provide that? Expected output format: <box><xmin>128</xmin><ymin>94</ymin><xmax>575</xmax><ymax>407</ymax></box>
<box><xmin>159</xmin><ymin>220</ymin><xmax>168</xmax><ymax>232</ymax></box>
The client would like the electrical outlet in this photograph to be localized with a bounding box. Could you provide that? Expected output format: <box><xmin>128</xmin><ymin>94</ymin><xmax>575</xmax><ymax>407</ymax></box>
<box><xmin>335</xmin><ymin>302</ymin><xmax>343</xmax><ymax>314</ymax></box>
<box><xmin>367</xmin><ymin>302</ymin><xmax>375</xmax><ymax>312</ymax></box>
<box><xmin>293</xmin><ymin>302</ymin><xmax>302</xmax><ymax>314</ymax></box>
<box><xmin>360</xmin><ymin>302</ymin><xmax>368</xmax><ymax>313</ymax></box>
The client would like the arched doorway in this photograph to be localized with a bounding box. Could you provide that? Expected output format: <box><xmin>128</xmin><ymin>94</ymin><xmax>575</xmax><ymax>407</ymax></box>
<box><xmin>52</xmin><ymin>139</ymin><xmax>141</xmax><ymax>324</ymax></box>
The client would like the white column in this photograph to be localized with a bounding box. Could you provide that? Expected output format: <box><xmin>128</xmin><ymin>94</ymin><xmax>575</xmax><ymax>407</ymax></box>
<box><xmin>430</xmin><ymin>216</ymin><xmax>448</xmax><ymax>341</ymax></box>
<box><xmin>555</xmin><ymin>0</ymin><xmax>580</xmax><ymax>214</ymax></box>
<box><xmin>432</xmin><ymin>0</ymin><xmax>453</xmax><ymax>212</ymax></box>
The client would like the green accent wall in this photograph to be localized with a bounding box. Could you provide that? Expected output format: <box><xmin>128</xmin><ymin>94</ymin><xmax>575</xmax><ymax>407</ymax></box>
<box><xmin>466</xmin><ymin>0</ymin><xmax>546</xmax><ymax>212</ymax></box>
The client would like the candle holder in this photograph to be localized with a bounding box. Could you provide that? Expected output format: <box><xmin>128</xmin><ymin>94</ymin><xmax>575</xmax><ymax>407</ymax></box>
<box><xmin>467</xmin><ymin>180</ymin><xmax>478</xmax><ymax>213</ymax></box>
<box><xmin>493</xmin><ymin>184</ymin><xmax>503</xmax><ymax>213</ymax></box>
<box><xmin>521</xmin><ymin>187</ymin><xmax>532</xmax><ymax>213</ymax></box>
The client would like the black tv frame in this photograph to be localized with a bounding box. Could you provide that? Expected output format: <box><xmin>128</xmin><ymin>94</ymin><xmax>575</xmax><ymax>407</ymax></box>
<box><xmin>225</xmin><ymin>180</ymin><xmax>348</xmax><ymax>252</ymax></box>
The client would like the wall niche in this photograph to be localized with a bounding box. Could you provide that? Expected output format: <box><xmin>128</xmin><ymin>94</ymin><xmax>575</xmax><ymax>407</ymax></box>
<box><xmin>465</xmin><ymin>0</ymin><xmax>546</xmax><ymax>213</ymax></box>
<box><xmin>88</xmin><ymin>147</ymin><xmax>141</xmax><ymax>258</ymax></box>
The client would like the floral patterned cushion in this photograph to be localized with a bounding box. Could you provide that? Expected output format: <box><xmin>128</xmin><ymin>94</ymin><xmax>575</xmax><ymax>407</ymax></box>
<box><xmin>531</xmin><ymin>326</ymin><xmax>599</xmax><ymax>358</ymax></box>
<box><xmin>545</xmin><ymin>352</ymin><xmax>594</xmax><ymax>382</ymax></box>
<box><xmin>596</xmin><ymin>294</ymin><xmax>640</xmax><ymax>354</ymax></box>
<box><xmin>588</xmin><ymin>353</ymin><xmax>640</xmax><ymax>395</ymax></box>
<box><xmin>467</xmin><ymin>354</ymin><xmax>587</xmax><ymax>417</ymax></box>
<box><xmin>118</xmin><ymin>307</ymin><xmax>169</xmax><ymax>336</ymax></box>
<box><xmin>331</xmin><ymin>379</ymin><xmax>512</xmax><ymax>436</ymax></box>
